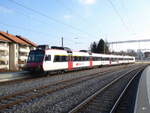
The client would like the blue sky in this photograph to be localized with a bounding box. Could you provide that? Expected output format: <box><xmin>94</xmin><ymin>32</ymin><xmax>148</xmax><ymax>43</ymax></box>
<box><xmin>0</xmin><ymin>0</ymin><xmax>150</xmax><ymax>51</ymax></box>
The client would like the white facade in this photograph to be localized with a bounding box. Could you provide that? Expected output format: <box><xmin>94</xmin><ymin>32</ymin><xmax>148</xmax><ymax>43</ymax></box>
<box><xmin>0</xmin><ymin>42</ymin><xmax>9</xmax><ymax>70</ymax></box>
<box><xmin>18</xmin><ymin>45</ymin><xmax>35</xmax><ymax>69</ymax></box>
<box><xmin>0</xmin><ymin>31</ymin><xmax>36</xmax><ymax>71</ymax></box>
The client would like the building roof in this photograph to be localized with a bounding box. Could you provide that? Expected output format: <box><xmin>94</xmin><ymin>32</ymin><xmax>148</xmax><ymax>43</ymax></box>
<box><xmin>0</xmin><ymin>31</ymin><xmax>36</xmax><ymax>46</ymax></box>
<box><xmin>0</xmin><ymin>31</ymin><xmax>29</xmax><ymax>45</ymax></box>
<box><xmin>16</xmin><ymin>35</ymin><xmax>37</xmax><ymax>47</ymax></box>
<box><xmin>0</xmin><ymin>35</ymin><xmax>11</xmax><ymax>42</ymax></box>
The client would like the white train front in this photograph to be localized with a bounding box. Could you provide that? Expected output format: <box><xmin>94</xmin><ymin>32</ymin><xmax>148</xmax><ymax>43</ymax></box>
<box><xmin>25</xmin><ymin>46</ymin><xmax>135</xmax><ymax>72</ymax></box>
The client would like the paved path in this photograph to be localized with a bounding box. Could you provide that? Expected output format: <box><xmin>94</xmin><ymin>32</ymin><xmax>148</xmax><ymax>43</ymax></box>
<box><xmin>134</xmin><ymin>66</ymin><xmax>150</xmax><ymax>113</ymax></box>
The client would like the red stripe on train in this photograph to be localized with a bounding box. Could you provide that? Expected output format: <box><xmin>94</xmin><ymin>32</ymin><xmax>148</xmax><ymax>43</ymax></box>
<box><xmin>68</xmin><ymin>61</ymin><xmax>73</xmax><ymax>70</ymax></box>
<box><xmin>68</xmin><ymin>56</ymin><xmax>73</xmax><ymax>70</ymax></box>
<box><xmin>90</xmin><ymin>56</ymin><xmax>93</xmax><ymax>67</ymax></box>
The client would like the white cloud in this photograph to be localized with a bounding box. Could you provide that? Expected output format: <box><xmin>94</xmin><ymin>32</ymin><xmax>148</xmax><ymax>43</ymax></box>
<box><xmin>0</xmin><ymin>6</ymin><xmax>13</xmax><ymax>14</ymax></box>
<box><xmin>64</xmin><ymin>15</ymin><xmax>72</xmax><ymax>20</ymax></box>
<box><xmin>79</xmin><ymin>0</ymin><xmax>96</xmax><ymax>5</ymax></box>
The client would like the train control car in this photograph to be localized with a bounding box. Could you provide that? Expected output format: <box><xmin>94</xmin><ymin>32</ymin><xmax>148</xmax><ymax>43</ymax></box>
<box><xmin>25</xmin><ymin>45</ymin><xmax>135</xmax><ymax>72</ymax></box>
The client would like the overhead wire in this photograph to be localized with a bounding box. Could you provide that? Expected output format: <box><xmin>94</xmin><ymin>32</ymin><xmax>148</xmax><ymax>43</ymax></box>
<box><xmin>7</xmin><ymin>0</ymin><xmax>97</xmax><ymax>38</ymax></box>
<box><xmin>0</xmin><ymin>22</ymin><xmax>87</xmax><ymax>45</ymax></box>
<box><xmin>57</xmin><ymin>0</ymin><xmax>105</xmax><ymax>38</ymax></box>
<box><xmin>0</xmin><ymin>2</ymin><xmax>93</xmax><ymax>46</ymax></box>
<box><xmin>0</xmin><ymin>23</ymin><xmax>55</xmax><ymax>38</ymax></box>
<box><xmin>12</xmin><ymin>8</ymin><xmax>90</xmax><ymax>39</ymax></box>
<box><xmin>119</xmin><ymin>0</ymin><xmax>136</xmax><ymax>35</ymax></box>
<box><xmin>55</xmin><ymin>0</ymin><xmax>104</xmax><ymax>40</ymax></box>
<box><xmin>107</xmin><ymin>0</ymin><xmax>133</xmax><ymax>34</ymax></box>
<box><xmin>55</xmin><ymin>0</ymin><xmax>89</xmax><ymax>25</ymax></box>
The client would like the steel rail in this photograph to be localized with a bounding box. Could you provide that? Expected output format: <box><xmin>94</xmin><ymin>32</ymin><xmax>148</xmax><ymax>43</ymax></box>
<box><xmin>109</xmin><ymin>66</ymin><xmax>143</xmax><ymax>113</ymax></box>
<box><xmin>0</xmin><ymin>64</ymin><xmax>131</xmax><ymax>85</ymax></box>
<box><xmin>0</xmin><ymin>65</ymin><xmax>128</xmax><ymax>111</ymax></box>
<box><xmin>0</xmin><ymin>66</ymin><xmax>123</xmax><ymax>99</ymax></box>
<box><xmin>68</xmin><ymin>65</ymin><xmax>145</xmax><ymax>113</ymax></box>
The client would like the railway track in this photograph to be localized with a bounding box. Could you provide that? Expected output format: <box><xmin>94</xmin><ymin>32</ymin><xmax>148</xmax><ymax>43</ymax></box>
<box><xmin>68</xmin><ymin>65</ymin><xmax>146</xmax><ymax>113</ymax></box>
<box><xmin>0</xmin><ymin>65</ymin><xmax>140</xmax><ymax>112</ymax></box>
<box><xmin>0</xmin><ymin>64</ymin><xmax>134</xmax><ymax>86</ymax></box>
<box><xmin>110</xmin><ymin>67</ymin><xmax>142</xmax><ymax>113</ymax></box>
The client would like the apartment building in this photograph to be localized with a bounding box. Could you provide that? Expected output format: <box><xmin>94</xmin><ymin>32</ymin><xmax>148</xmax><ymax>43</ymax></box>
<box><xmin>0</xmin><ymin>35</ymin><xmax>10</xmax><ymax>70</ymax></box>
<box><xmin>0</xmin><ymin>31</ymin><xmax>37</xmax><ymax>71</ymax></box>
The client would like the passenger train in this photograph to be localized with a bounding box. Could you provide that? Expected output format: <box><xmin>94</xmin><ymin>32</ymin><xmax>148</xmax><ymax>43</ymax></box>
<box><xmin>25</xmin><ymin>45</ymin><xmax>135</xmax><ymax>72</ymax></box>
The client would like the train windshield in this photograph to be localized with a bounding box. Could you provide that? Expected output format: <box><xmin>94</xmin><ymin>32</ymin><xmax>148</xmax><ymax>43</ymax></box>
<box><xmin>27</xmin><ymin>50</ymin><xmax>45</xmax><ymax>63</ymax></box>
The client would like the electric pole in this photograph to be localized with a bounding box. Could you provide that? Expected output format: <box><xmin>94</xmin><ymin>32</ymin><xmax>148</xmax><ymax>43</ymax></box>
<box><xmin>61</xmin><ymin>37</ymin><xmax>64</xmax><ymax>47</ymax></box>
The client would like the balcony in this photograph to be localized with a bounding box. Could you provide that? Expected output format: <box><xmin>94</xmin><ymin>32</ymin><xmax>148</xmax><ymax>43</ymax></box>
<box><xmin>0</xmin><ymin>45</ymin><xmax>9</xmax><ymax>51</ymax></box>
<box><xmin>0</xmin><ymin>65</ymin><xmax>9</xmax><ymax>69</ymax></box>
<box><xmin>19</xmin><ymin>47</ymin><xmax>30</xmax><ymax>53</ymax></box>
<box><xmin>0</xmin><ymin>50</ymin><xmax>9</xmax><ymax>58</ymax></box>
<box><xmin>0</xmin><ymin>56</ymin><xmax>9</xmax><ymax>61</ymax></box>
<box><xmin>0</xmin><ymin>59</ymin><xmax>8</xmax><ymax>67</ymax></box>
<box><xmin>19</xmin><ymin>56</ymin><xmax>28</xmax><ymax>61</ymax></box>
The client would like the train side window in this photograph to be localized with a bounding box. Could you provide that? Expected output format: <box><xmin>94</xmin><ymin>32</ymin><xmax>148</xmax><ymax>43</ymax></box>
<box><xmin>73</xmin><ymin>56</ymin><xmax>77</xmax><ymax>61</ymax></box>
<box><xmin>93</xmin><ymin>57</ymin><xmax>95</xmax><ymax>61</ymax></box>
<box><xmin>77</xmin><ymin>56</ymin><xmax>80</xmax><ymax>61</ymax></box>
<box><xmin>45</xmin><ymin>55</ymin><xmax>51</xmax><ymax>61</ymax></box>
<box><xmin>62</xmin><ymin>56</ymin><xmax>67</xmax><ymax>62</ymax></box>
<box><xmin>79</xmin><ymin>57</ymin><xmax>82</xmax><ymax>61</ymax></box>
<box><xmin>85</xmin><ymin>57</ymin><xmax>88</xmax><ymax>61</ymax></box>
<box><xmin>79</xmin><ymin>56</ymin><xmax>82</xmax><ymax>61</ymax></box>
<box><xmin>102</xmin><ymin>57</ymin><xmax>106</xmax><ymax>61</ymax></box>
<box><xmin>100</xmin><ymin>57</ymin><xmax>102</xmax><ymax>61</ymax></box>
<box><xmin>82</xmin><ymin>57</ymin><xmax>84</xmax><ymax>61</ymax></box>
<box><xmin>54</xmin><ymin>55</ymin><xmax>60</xmax><ymax>62</ymax></box>
<box><xmin>84</xmin><ymin>57</ymin><xmax>86</xmax><ymax>61</ymax></box>
<box><xmin>76</xmin><ymin>56</ymin><xmax>78</xmax><ymax>61</ymax></box>
<box><xmin>87</xmin><ymin>57</ymin><xmax>90</xmax><ymax>61</ymax></box>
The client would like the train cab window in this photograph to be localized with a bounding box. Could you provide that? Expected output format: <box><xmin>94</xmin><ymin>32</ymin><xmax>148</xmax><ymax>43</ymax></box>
<box><xmin>45</xmin><ymin>55</ymin><xmax>51</xmax><ymax>61</ymax></box>
<box><xmin>27</xmin><ymin>50</ymin><xmax>45</xmax><ymax>63</ymax></box>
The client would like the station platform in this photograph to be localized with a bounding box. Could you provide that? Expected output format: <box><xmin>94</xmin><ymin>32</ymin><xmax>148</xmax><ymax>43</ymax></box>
<box><xmin>134</xmin><ymin>66</ymin><xmax>150</xmax><ymax>113</ymax></box>
<box><xmin>0</xmin><ymin>71</ymin><xmax>28</xmax><ymax>82</ymax></box>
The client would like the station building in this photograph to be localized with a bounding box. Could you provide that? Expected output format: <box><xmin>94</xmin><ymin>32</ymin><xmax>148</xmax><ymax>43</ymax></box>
<box><xmin>0</xmin><ymin>31</ymin><xmax>37</xmax><ymax>71</ymax></box>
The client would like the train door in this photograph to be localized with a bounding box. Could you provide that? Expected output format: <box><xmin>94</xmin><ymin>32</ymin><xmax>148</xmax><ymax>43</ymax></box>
<box><xmin>68</xmin><ymin>54</ymin><xmax>73</xmax><ymax>70</ymax></box>
<box><xmin>89</xmin><ymin>56</ymin><xmax>93</xmax><ymax>67</ymax></box>
<box><xmin>109</xmin><ymin>57</ymin><xmax>112</xmax><ymax>65</ymax></box>
<box><xmin>43</xmin><ymin>54</ymin><xmax>52</xmax><ymax>71</ymax></box>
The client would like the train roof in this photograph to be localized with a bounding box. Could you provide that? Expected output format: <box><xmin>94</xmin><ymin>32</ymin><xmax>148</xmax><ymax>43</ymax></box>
<box><xmin>73</xmin><ymin>51</ymin><xmax>90</xmax><ymax>56</ymax></box>
<box><xmin>35</xmin><ymin>49</ymin><xmax>135</xmax><ymax>58</ymax></box>
<box><xmin>45</xmin><ymin>49</ymin><xmax>90</xmax><ymax>56</ymax></box>
<box><xmin>45</xmin><ymin>49</ymin><xmax>68</xmax><ymax>55</ymax></box>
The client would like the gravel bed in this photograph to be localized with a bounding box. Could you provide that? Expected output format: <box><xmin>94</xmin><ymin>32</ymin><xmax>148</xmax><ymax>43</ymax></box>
<box><xmin>1</xmin><ymin>66</ymin><xmax>135</xmax><ymax>113</ymax></box>
<box><xmin>0</xmin><ymin>65</ymin><xmax>132</xmax><ymax>97</ymax></box>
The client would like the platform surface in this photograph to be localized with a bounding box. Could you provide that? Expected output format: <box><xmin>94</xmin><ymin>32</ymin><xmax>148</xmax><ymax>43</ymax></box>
<box><xmin>0</xmin><ymin>71</ymin><xmax>28</xmax><ymax>82</ymax></box>
<box><xmin>134</xmin><ymin>66</ymin><xmax>150</xmax><ymax>113</ymax></box>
